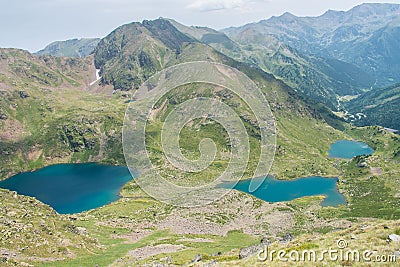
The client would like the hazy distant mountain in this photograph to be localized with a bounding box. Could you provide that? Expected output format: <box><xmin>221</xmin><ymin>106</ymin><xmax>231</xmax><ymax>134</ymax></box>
<box><xmin>169</xmin><ymin>19</ymin><xmax>372</xmax><ymax>109</ymax></box>
<box><xmin>223</xmin><ymin>3</ymin><xmax>400</xmax><ymax>88</ymax></box>
<box><xmin>35</xmin><ymin>38</ymin><xmax>100</xmax><ymax>57</ymax></box>
<box><xmin>167</xmin><ymin>18</ymin><xmax>241</xmax><ymax>53</ymax></box>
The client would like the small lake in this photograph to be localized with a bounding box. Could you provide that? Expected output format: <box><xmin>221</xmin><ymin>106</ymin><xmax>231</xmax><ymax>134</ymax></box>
<box><xmin>220</xmin><ymin>176</ymin><xmax>347</xmax><ymax>207</ymax></box>
<box><xmin>328</xmin><ymin>140</ymin><xmax>374</xmax><ymax>159</ymax></box>
<box><xmin>0</xmin><ymin>163</ymin><xmax>133</xmax><ymax>214</ymax></box>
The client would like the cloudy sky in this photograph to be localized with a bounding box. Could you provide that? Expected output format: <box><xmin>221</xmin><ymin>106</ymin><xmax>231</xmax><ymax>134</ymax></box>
<box><xmin>1</xmin><ymin>0</ymin><xmax>399</xmax><ymax>52</ymax></box>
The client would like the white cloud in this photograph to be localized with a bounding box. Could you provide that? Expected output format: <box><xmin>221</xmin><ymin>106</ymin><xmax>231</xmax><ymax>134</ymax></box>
<box><xmin>186</xmin><ymin>0</ymin><xmax>268</xmax><ymax>12</ymax></box>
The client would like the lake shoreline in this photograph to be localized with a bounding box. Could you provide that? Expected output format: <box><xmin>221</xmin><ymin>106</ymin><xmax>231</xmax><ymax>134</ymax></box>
<box><xmin>0</xmin><ymin>163</ymin><xmax>133</xmax><ymax>214</ymax></box>
<box><xmin>328</xmin><ymin>139</ymin><xmax>374</xmax><ymax>159</ymax></box>
<box><xmin>218</xmin><ymin>175</ymin><xmax>347</xmax><ymax>207</ymax></box>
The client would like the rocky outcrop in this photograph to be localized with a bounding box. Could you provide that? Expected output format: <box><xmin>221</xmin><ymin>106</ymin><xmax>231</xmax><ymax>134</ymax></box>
<box><xmin>18</xmin><ymin>91</ymin><xmax>29</xmax><ymax>98</ymax></box>
<box><xmin>388</xmin><ymin>234</ymin><xmax>400</xmax><ymax>242</ymax></box>
<box><xmin>191</xmin><ymin>254</ymin><xmax>202</xmax><ymax>263</ymax></box>
<box><xmin>61</xmin><ymin>118</ymin><xmax>100</xmax><ymax>152</ymax></box>
<box><xmin>239</xmin><ymin>244</ymin><xmax>264</xmax><ymax>259</ymax></box>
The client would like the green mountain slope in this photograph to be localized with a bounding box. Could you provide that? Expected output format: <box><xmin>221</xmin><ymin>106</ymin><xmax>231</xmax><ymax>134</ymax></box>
<box><xmin>221</xmin><ymin>33</ymin><xmax>372</xmax><ymax>109</ymax></box>
<box><xmin>1</xmin><ymin>20</ymin><xmax>354</xmax><ymax>202</ymax></box>
<box><xmin>0</xmin><ymin>49</ymin><xmax>127</xmax><ymax>179</ymax></box>
<box><xmin>169</xmin><ymin>19</ymin><xmax>372</xmax><ymax>109</ymax></box>
<box><xmin>345</xmin><ymin>83</ymin><xmax>400</xmax><ymax>130</ymax></box>
<box><xmin>35</xmin><ymin>38</ymin><xmax>100</xmax><ymax>58</ymax></box>
<box><xmin>0</xmin><ymin>189</ymin><xmax>101</xmax><ymax>264</ymax></box>
<box><xmin>94</xmin><ymin>19</ymin><xmax>195</xmax><ymax>91</ymax></box>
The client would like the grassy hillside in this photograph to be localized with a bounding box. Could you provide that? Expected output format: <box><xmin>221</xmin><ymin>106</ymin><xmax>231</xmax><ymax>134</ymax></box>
<box><xmin>93</xmin><ymin>19</ymin><xmax>194</xmax><ymax>91</ymax></box>
<box><xmin>0</xmin><ymin>189</ymin><xmax>101</xmax><ymax>265</ymax></box>
<box><xmin>222</xmin><ymin>219</ymin><xmax>400</xmax><ymax>266</ymax></box>
<box><xmin>0</xmin><ymin>49</ymin><xmax>127</xmax><ymax>180</ymax></box>
<box><xmin>99</xmin><ymin>33</ymin><xmax>349</xmax><ymax>183</ymax></box>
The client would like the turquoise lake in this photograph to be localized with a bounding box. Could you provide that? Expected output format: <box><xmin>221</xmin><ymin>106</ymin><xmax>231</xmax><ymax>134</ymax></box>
<box><xmin>328</xmin><ymin>140</ymin><xmax>374</xmax><ymax>159</ymax></box>
<box><xmin>3</xmin><ymin>138</ymin><xmax>372</xmax><ymax>213</ymax></box>
<box><xmin>0</xmin><ymin>163</ymin><xmax>133</xmax><ymax>214</ymax></box>
<box><xmin>220</xmin><ymin>176</ymin><xmax>347</xmax><ymax>207</ymax></box>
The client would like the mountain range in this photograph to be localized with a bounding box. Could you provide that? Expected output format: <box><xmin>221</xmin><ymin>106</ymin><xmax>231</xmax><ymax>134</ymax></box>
<box><xmin>224</xmin><ymin>3</ymin><xmax>400</xmax><ymax>88</ymax></box>
<box><xmin>35</xmin><ymin>3</ymin><xmax>400</xmax><ymax>131</ymax></box>
<box><xmin>169</xmin><ymin>18</ymin><xmax>373</xmax><ymax>109</ymax></box>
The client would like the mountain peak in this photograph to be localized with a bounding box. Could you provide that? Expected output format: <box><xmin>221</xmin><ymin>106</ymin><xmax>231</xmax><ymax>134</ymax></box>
<box><xmin>321</xmin><ymin>9</ymin><xmax>345</xmax><ymax>17</ymax></box>
<box><xmin>275</xmin><ymin>11</ymin><xmax>297</xmax><ymax>21</ymax></box>
<box><xmin>93</xmin><ymin>18</ymin><xmax>198</xmax><ymax>90</ymax></box>
<box><xmin>280</xmin><ymin>11</ymin><xmax>296</xmax><ymax>18</ymax></box>
<box><xmin>140</xmin><ymin>18</ymin><xmax>195</xmax><ymax>50</ymax></box>
<box><xmin>267</xmin><ymin>11</ymin><xmax>298</xmax><ymax>24</ymax></box>
<box><xmin>348</xmin><ymin>3</ymin><xmax>400</xmax><ymax>17</ymax></box>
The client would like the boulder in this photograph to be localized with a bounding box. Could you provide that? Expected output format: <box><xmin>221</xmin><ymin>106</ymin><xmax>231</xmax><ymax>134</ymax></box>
<box><xmin>279</xmin><ymin>233</ymin><xmax>294</xmax><ymax>243</ymax></box>
<box><xmin>388</xmin><ymin>234</ymin><xmax>400</xmax><ymax>242</ymax></box>
<box><xmin>18</xmin><ymin>91</ymin><xmax>29</xmax><ymax>98</ymax></box>
<box><xmin>204</xmin><ymin>259</ymin><xmax>218</xmax><ymax>267</ymax></box>
<box><xmin>239</xmin><ymin>244</ymin><xmax>264</xmax><ymax>259</ymax></box>
<box><xmin>75</xmin><ymin>227</ymin><xmax>89</xmax><ymax>236</ymax></box>
<box><xmin>261</xmin><ymin>236</ymin><xmax>274</xmax><ymax>244</ymax></box>
<box><xmin>358</xmin><ymin>162</ymin><xmax>368</xmax><ymax>168</ymax></box>
<box><xmin>191</xmin><ymin>254</ymin><xmax>202</xmax><ymax>263</ymax></box>
<box><xmin>210</xmin><ymin>252</ymin><xmax>222</xmax><ymax>257</ymax></box>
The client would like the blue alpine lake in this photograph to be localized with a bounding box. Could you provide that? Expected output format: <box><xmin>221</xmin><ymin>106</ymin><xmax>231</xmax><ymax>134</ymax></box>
<box><xmin>0</xmin><ymin>164</ymin><xmax>347</xmax><ymax>211</ymax></box>
<box><xmin>0</xmin><ymin>163</ymin><xmax>133</xmax><ymax>214</ymax></box>
<box><xmin>328</xmin><ymin>140</ymin><xmax>374</xmax><ymax>159</ymax></box>
<box><xmin>220</xmin><ymin>176</ymin><xmax>347</xmax><ymax>207</ymax></box>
